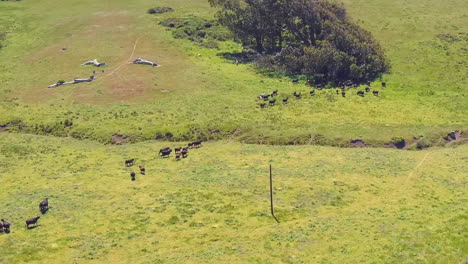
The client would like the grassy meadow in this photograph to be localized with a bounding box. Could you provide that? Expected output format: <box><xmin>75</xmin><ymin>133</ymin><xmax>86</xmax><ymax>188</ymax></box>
<box><xmin>0</xmin><ymin>133</ymin><xmax>467</xmax><ymax>263</ymax></box>
<box><xmin>0</xmin><ymin>0</ymin><xmax>467</xmax><ymax>263</ymax></box>
<box><xmin>0</xmin><ymin>0</ymin><xmax>466</xmax><ymax>144</ymax></box>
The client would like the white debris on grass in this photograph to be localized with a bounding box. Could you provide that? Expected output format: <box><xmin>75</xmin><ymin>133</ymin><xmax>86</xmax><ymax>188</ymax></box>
<box><xmin>48</xmin><ymin>76</ymin><xmax>95</xmax><ymax>88</ymax></box>
<box><xmin>132</xmin><ymin>57</ymin><xmax>158</xmax><ymax>67</ymax></box>
<box><xmin>82</xmin><ymin>59</ymin><xmax>107</xmax><ymax>67</ymax></box>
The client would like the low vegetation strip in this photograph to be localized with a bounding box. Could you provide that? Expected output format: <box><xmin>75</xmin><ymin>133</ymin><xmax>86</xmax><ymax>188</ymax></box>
<box><xmin>0</xmin><ymin>133</ymin><xmax>466</xmax><ymax>263</ymax></box>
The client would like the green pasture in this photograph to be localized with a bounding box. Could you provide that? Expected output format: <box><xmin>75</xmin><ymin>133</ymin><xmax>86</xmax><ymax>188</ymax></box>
<box><xmin>0</xmin><ymin>133</ymin><xmax>466</xmax><ymax>263</ymax></box>
<box><xmin>0</xmin><ymin>0</ymin><xmax>466</xmax><ymax>144</ymax></box>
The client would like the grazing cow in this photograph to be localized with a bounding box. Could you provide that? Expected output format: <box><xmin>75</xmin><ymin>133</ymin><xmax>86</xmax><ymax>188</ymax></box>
<box><xmin>0</xmin><ymin>222</ymin><xmax>3</xmax><ymax>233</ymax></box>
<box><xmin>159</xmin><ymin>148</ymin><xmax>172</xmax><ymax>158</ymax></box>
<box><xmin>382</xmin><ymin>82</ymin><xmax>386</xmax><ymax>88</ymax></box>
<box><xmin>188</xmin><ymin>142</ymin><xmax>194</xmax><ymax>148</ymax></box>
<box><xmin>336</xmin><ymin>90</ymin><xmax>339</xmax><ymax>95</ymax></box>
<box><xmin>373</xmin><ymin>90</ymin><xmax>379</xmax><ymax>96</ymax></box>
<box><xmin>357</xmin><ymin>91</ymin><xmax>365</xmax><ymax>97</ymax></box>
<box><xmin>139</xmin><ymin>166</ymin><xmax>146</xmax><ymax>175</ymax></box>
<box><xmin>365</xmin><ymin>87</ymin><xmax>371</xmax><ymax>92</ymax></box>
<box><xmin>192</xmin><ymin>141</ymin><xmax>202</xmax><ymax>148</ymax></box>
<box><xmin>292</xmin><ymin>79</ymin><xmax>299</xmax><ymax>83</ymax></box>
<box><xmin>366</xmin><ymin>81</ymin><xmax>371</xmax><ymax>86</ymax></box>
<box><xmin>125</xmin><ymin>159</ymin><xmax>135</xmax><ymax>167</ymax></box>
<box><xmin>175</xmin><ymin>153</ymin><xmax>181</xmax><ymax>161</ymax></box>
<box><xmin>1</xmin><ymin>219</ymin><xmax>11</xmax><ymax>233</ymax></box>
<box><xmin>130</xmin><ymin>171</ymin><xmax>136</xmax><ymax>181</ymax></box>
<box><xmin>272</xmin><ymin>90</ymin><xmax>278</xmax><ymax>95</ymax></box>
<box><xmin>26</xmin><ymin>216</ymin><xmax>40</xmax><ymax>229</ymax></box>
<box><xmin>181</xmin><ymin>147</ymin><xmax>189</xmax><ymax>158</ymax></box>
<box><xmin>174</xmin><ymin>147</ymin><xmax>182</xmax><ymax>154</ymax></box>
<box><xmin>293</xmin><ymin>92</ymin><xmax>302</xmax><ymax>99</ymax></box>
<box><xmin>269</xmin><ymin>99</ymin><xmax>276</xmax><ymax>106</ymax></box>
<box><xmin>316</xmin><ymin>84</ymin><xmax>323</xmax><ymax>90</ymax></box>
<box><xmin>39</xmin><ymin>198</ymin><xmax>49</xmax><ymax>213</ymax></box>
<box><xmin>282</xmin><ymin>97</ymin><xmax>289</xmax><ymax>104</ymax></box>
<box><xmin>258</xmin><ymin>94</ymin><xmax>269</xmax><ymax>101</ymax></box>
<box><xmin>342</xmin><ymin>91</ymin><xmax>346</xmax><ymax>97</ymax></box>
<box><xmin>309</xmin><ymin>90</ymin><xmax>315</xmax><ymax>96</ymax></box>
<box><xmin>259</xmin><ymin>103</ymin><xmax>266</xmax><ymax>108</ymax></box>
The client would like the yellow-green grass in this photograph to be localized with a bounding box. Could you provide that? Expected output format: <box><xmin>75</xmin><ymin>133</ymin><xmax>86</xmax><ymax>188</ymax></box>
<box><xmin>0</xmin><ymin>0</ymin><xmax>466</xmax><ymax>144</ymax></box>
<box><xmin>0</xmin><ymin>133</ymin><xmax>466</xmax><ymax>263</ymax></box>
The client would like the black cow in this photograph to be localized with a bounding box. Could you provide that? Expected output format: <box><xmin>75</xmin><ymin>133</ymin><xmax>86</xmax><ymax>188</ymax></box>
<box><xmin>175</xmin><ymin>153</ymin><xmax>181</xmax><ymax>161</ymax></box>
<box><xmin>282</xmin><ymin>97</ymin><xmax>289</xmax><ymax>104</ymax></box>
<box><xmin>269</xmin><ymin>99</ymin><xmax>276</xmax><ymax>106</ymax></box>
<box><xmin>373</xmin><ymin>90</ymin><xmax>379</xmax><ymax>96</ymax></box>
<box><xmin>366</xmin><ymin>81</ymin><xmax>371</xmax><ymax>86</ymax></box>
<box><xmin>139</xmin><ymin>166</ymin><xmax>146</xmax><ymax>175</ymax></box>
<box><xmin>26</xmin><ymin>216</ymin><xmax>40</xmax><ymax>229</ymax></box>
<box><xmin>125</xmin><ymin>159</ymin><xmax>135</xmax><ymax>167</ymax></box>
<box><xmin>336</xmin><ymin>90</ymin><xmax>339</xmax><ymax>95</ymax></box>
<box><xmin>39</xmin><ymin>198</ymin><xmax>49</xmax><ymax>214</ymax></box>
<box><xmin>342</xmin><ymin>91</ymin><xmax>346</xmax><ymax>98</ymax></box>
<box><xmin>271</xmin><ymin>90</ymin><xmax>278</xmax><ymax>96</ymax></box>
<box><xmin>174</xmin><ymin>147</ymin><xmax>182</xmax><ymax>154</ymax></box>
<box><xmin>130</xmin><ymin>171</ymin><xmax>136</xmax><ymax>181</ymax></box>
<box><xmin>357</xmin><ymin>91</ymin><xmax>365</xmax><ymax>97</ymax></box>
<box><xmin>188</xmin><ymin>142</ymin><xmax>194</xmax><ymax>148</ymax></box>
<box><xmin>159</xmin><ymin>148</ymin><xmax>172</xmax><ymax>158</ymax></box>
<box><xmin>181</xmin><ymin>147</ymin><xmax>189</xmax><ymax>158</ymax></box>
<box><xmin>258</xmin><ymin>94</ymin><xmax>270</xmax><ymax>101</ymax></box>
<box><xmin>292</xmin><ymin>79</ymin><xmax>299</xmax><ymax>83</ymax></box>
<box><xmin>294</xmin><ymin>92</ymin><xmax>302</xmax><ymax>99</ymax></box>
<box><xmin>309</xmin><ymin>90</ymin><xmax>315</xmax><ymax>96</ymax></box>
<box><xmin>259</xmin><ymin>103</ymin><xmax>266</xmax><ymax>108</ymax></box>
<box><xmin>2</xmin><ymin>219</ymin><xmax>11</xmax><ymax>233</ymax></box>
<box><xmin>192</xmin><ymin>141</ymin><xmax>202</xmax><ymax>148</ymax></box>
<box><xmin>382</xmin><ymin>82</ymin><xmax>387</xmax><ymax>88</ymax></box>
<box><xmin>365</xmin><ymin>87</ymin><xmax>371</xmax><ymax>92</ymax></box>
<box><xmin>0</xmin><ymin>221</ymin><xmax>3</xmax><ymax>233</ymax></box>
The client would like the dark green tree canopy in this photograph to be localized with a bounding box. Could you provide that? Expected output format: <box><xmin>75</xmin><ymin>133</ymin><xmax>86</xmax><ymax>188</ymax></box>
<box><xmin>209</xmin><ymin>0</ymin><xmax>389</xmax><ymax>83</ymax></box>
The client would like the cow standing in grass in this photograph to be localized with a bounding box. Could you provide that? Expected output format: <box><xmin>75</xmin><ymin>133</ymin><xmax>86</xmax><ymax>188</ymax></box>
<box><xmin>159</xmin><ymin>148</ymin><xmax>172</xmax><ymax>158</ymax></box>
<box><xmin>139</xmin><ymin>166</ymin><xmax>146</xmax><ymax>175</ymax></box>
<box><xmin>181</xmin><ymin>147</ymin><xmax>189</xmax><ymax>158</ymax></box>
<box><xmin>39</xmin><ymin>198</ymin><xmax>49</xmax><ymax>214</ymax></box>
<box><xmin>130</xmin><ymin>172</ymin><xmax>136</xmax><ymax>181</ymax></box>
<box><xmin>1</xmin><ymin>219</ymin><xmax>11</xmax><ymax>233</ymax></box>
<box><xmin>125</xmin><ymin>159</ymin><xmax>135</xmax><ymax>167</ymax></box>
<box><xmin>192</xmin><ymin>141</ymin><xmax>202</xmax><ymax>148</ymax></box>
<box><xmin>26</xmin><ymin>216</ymin><xmax>40</xmax><ymax>229</ymax></box>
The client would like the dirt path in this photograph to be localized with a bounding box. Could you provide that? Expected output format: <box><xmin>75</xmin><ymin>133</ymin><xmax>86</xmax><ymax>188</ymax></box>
<box><xmin>100</xmin><ymin>37</ymin><xmax>141</xmax><ymax>79</ymax></box>
<box><xmin>402</xmin><ymin>152</ymin><xmax>431</xmax><ymax>186</ymax></box>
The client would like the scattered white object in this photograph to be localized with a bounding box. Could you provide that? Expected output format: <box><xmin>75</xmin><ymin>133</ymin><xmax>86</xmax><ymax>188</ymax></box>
<box><xmin>82</xmin><ymin>59</ymin><xmax>107</xmax><ymax>67</ymax></box>
<box><xmin>48</xmin><ymin>76</ymin><xmax>95</xmax><ymax>88</ymax></box>
<box><xmin>132</xmin><ymin>57</ymin><xmax>158</xmax><ymax>67</ymax></box>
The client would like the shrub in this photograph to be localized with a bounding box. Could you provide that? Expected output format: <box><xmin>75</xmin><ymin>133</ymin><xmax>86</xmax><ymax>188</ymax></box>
<box><xmin>147</xmin><ymin>7</ymin><xmax>174</xmax><ymax>15</ymax></box>
<box><xmin>160</xmin><ymin>17</ymin><xmax>232</xmax><ymax>49</ymax></box>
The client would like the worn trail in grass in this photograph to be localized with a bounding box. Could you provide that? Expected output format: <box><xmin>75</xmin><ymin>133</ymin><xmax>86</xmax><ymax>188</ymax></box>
<box><xmin>0</xmin><ymin>133</ymin><xmax>466</xmax><ymax>263</ymax></box>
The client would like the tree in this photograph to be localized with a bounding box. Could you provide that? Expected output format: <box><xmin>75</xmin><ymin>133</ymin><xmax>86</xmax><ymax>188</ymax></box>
<box><xmin>209</xmin><ymin>0</ymin><xmax>389</xmax><ymax>83</ymax></box>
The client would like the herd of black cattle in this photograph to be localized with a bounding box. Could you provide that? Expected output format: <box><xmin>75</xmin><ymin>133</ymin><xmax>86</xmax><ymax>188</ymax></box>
<box><xmin>257</xmin><ymin>80</ymin><xmax>387</xmax><ymax>108</ymax></box>
<box><xmin>0</xmin><ymin>142</ymin><xmax>205</xmax><ymax>233</ymax></box>
<box><xmin>0</xmin><ymin>198</ymin><xmax>48</xmax><ymax>234</ymax></box>
<box><xmin>124</xmin><ymin>140</ymin><xmax>202</xmax><ymax>181</ymax></box>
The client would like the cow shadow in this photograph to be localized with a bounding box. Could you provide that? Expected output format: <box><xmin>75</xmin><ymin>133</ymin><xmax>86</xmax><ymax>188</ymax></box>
<box><xmin>27</xmin><ymin>225</ymin><xmax>40</xmax><ymax>230</ymax></box>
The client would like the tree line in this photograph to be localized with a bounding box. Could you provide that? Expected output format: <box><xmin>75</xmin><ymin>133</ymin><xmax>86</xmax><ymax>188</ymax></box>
<box><xmin>208</xmin><ymin>0</ymin><xmax>389</xmax><ymax>84</ymax></box>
